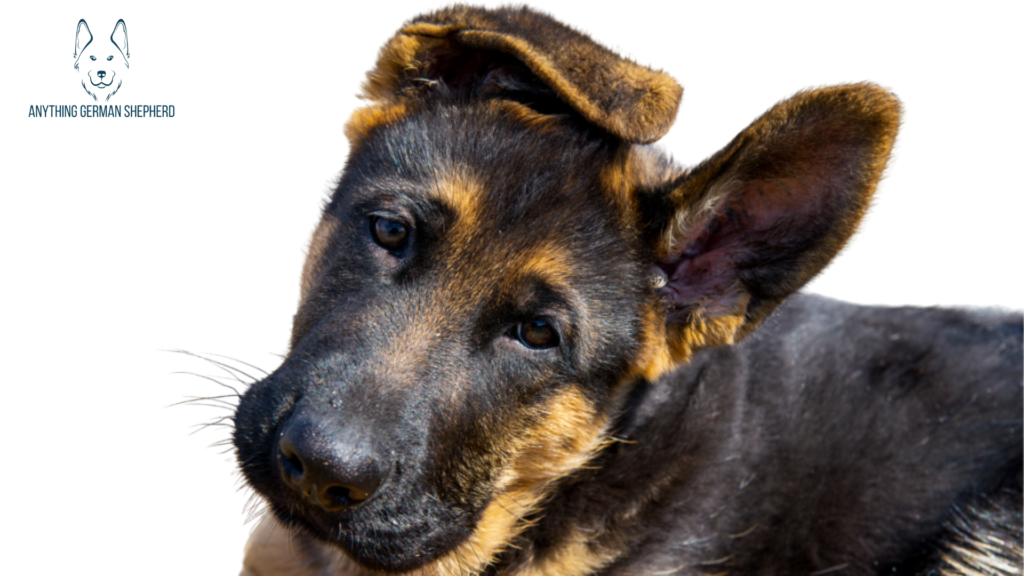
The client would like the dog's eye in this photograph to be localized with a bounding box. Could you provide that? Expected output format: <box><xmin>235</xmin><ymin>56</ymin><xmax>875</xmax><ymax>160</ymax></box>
<box><xmin>516</xmin><ymin>319</ymin><xmax>559</xmax><ymax>350</ymax></box>
<box><xmin>107</xmin><ymin>56</ymin><xmax>113</xmax><ymax>61</ymax></box>
<box><xmin>90</xmin><ymin>56</ymin><xmax>96</xmax><ymax>61</ymax></box>
<box><xmin>370</xmin><ymin>216</ymin><xmax>409</xmax><ymax>254</ymax></box>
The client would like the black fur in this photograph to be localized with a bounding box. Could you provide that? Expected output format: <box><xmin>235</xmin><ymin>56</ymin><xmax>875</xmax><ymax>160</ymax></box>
<box><xmin>235</xmin><ymin>102</ymin><xmax>648</xmax><ymax>572</ymax></box>
<box><xmin>232</xmin><ymin>6</ymin><xmax>1022</xmax><ymax>576</ymax></box>
<box><xmin>504</xmin><ymin>295</ymin><xmax>1022</xmax><ymax>574</ymax></box>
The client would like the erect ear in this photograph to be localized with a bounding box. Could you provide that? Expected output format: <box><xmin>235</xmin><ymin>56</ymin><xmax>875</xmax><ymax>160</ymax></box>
<box><xmin>646</xmin><ymin>84</ymin><xmax>900</xmax><ymax>362</ymax></box>
<box><xmin>74</xmin><ymin>19</ymin><xmax>92</xmax><ymax>63</ymax></box>
<box><xmin>111</xmin><ymin>19</ymin><xmax>129</xmax><ymax>65</ymax></box>
<box><xmin>355</xmin><ymin>5</ymin><xmax>682</xmax><ymax>144</ymax></box>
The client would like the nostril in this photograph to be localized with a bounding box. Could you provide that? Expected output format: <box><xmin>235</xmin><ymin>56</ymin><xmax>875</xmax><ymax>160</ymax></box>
<box><xmin>324</xmin><ymin>484</ymin><xmax>370</xmax><ymax>508</ymax></box>
<box><xmin>282</xmin><ymin>451</ymin><xmax>304</xmax><ymax>479</ymax></box>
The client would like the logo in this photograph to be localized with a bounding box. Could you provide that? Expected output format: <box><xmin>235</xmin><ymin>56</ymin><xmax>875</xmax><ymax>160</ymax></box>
<box><xmin>74</xmin><ymin>19</ymin><xmax>129</xmax><ymax>102</ymax></box>
<box><xmin>25</xmin><ymin>17</ymin><xmax>175</xmax><ymax>119</ymax></box>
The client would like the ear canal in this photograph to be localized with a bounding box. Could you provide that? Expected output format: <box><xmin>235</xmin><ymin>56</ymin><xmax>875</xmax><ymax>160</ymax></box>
<box><xmin>648</xmin><ymin>83</ymin><xmax>901</xmax><ymax>362</ymax></box>
<box><xmin>74</xmin><ymin>19</ymin><xmax>92</xmax><ymax>60</ymax></box>
<box><xmin>361</xmin><ymin>5</ymin><xmax>682</xmax><ymax>143</ymax></box>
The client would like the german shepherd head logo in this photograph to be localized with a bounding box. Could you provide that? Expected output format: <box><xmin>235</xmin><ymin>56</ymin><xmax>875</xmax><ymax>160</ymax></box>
<box><xmin>73</xmin><ymin>19</ymin><xmax>129</xmax><ymax>102</ymax></box>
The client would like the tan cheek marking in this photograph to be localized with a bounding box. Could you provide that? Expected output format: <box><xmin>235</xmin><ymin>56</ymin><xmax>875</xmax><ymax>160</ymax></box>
<box><xmin>664</xmin><ymin>292</ymin><xmax>749</xmax><ymax>365</ymax></box>
<box><xmin>343</xmin><ymin>101</ymin><xmax>409</xmax><ymax>148</ymax></box>
<box><xmin>632</xmin><ymin>290</ymin><xmax>750</xmax><ymax>380</ymax></box>
<box><xmin>429</xmin><ymin>387</ymin><xmax>613</xmax><ymax>576</ymax></box>
<box><xmin>299</xmin><ymin>215</ymin><xmax>339</xmax><ymax>301</ymax></box>
<box><xmin>517</xmin><ymin>529</ymin><xmax>623</xmax><ymax>576</ymax></box>
<box><xmin>627</xmin><ymin>302</ymin><xmax>674</xmax><ymax>383</ymax></box>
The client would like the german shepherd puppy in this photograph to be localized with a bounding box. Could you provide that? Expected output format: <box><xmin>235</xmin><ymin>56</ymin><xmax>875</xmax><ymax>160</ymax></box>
<box><xmin>233</xmin><ymin>6</ymin><xmax>1022</xmax><ymax>575</ymax></box>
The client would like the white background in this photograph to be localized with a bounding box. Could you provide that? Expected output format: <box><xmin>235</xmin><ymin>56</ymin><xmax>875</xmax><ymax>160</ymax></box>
<box><xmin>0</xmin><ymin>1</ymin><xmax>1020</xmax><ymax>574</ymax></box>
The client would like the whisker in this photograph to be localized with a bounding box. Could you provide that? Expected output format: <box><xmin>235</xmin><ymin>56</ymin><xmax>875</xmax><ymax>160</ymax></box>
<box><xmin>165</xmin><ymin>349</ymin><xmax>260</xmax><ymax>388</ymax></box>
<box><xmin>170</xmin><ymin>371</ymin><xmax>242</xmax><ymax>397</ymax></box>
<box><xmin>169</xmin><ymin>395</ymin><xmax>239</xmax><ymax>408</ymax></box>
<box><xmin>207</xmin><ymin>353</ymin><xmax>270</xmax><ymax>377</ymax></box>
<box><xmin>178</xmin><ymin>402</ymin><xmax>236</xmax><ymax>412</ymax></box>
<box><xmin>190</xmin><ymin>421</ymin><xmax>235</xmax><ymax>431</ymax></box>
<box><xmin>189</xmin><ymin>417</ymin><xmax>235</xmax><ymax>436</ymax></box>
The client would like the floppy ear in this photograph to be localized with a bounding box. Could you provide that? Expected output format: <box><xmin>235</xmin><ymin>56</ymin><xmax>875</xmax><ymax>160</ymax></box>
<box><xmin>74</xmin><ymin>19</ymin><xmax>92</xmax><ymax>63</ymax></box>
<box><xmin>357</xmin><ymin>5</ymin><xmax>681</xmax><ymax>143</ymax></box>
<box><xmin>646</xmin><ymin>83</ymin><xmax>900</xmax><ymax>362</ymax></box>
<box><xmin>111</xmin><ymin>19</ymin><xmax>129</xmax><ymax>64</ymax></box>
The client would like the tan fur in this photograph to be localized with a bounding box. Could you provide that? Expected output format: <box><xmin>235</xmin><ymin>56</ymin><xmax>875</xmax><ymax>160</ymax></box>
<box><xmin>445</xmin><ymin>386</ymin><xmax>613</xmax><ymax>575</ymax></box>
<box><xmin>515</xmin><ymin>245</ymin><xmax>574</xmax><ymax>290</ymax></box>
<box><xmin>243</xmin><ymin>387</ymin><xmax>613</xmax><ymax>576</ymax></box>
<box><xmin>360</xmin><ymin>6</ymin><xmax>682</xmax><ymax>143</ymax></box>
<box><xmin>430</xmin><ymin>171</ymin><xmax>484</xmax><ymax>236</ymax></box>
<box><xmin>600</xmin><ymin>146</ymin><xmax>683</xmax><ymax>229</ymax></box>
<box><xmin>486</xmin><ymin>99</ymin><xmax>563</xmax><ymax>131</ymax></box>
<box><xmin>626</xmin><ymin>303</ymin><xmax>675</xmax><ymax>383</ymax></box>
<box><xmin>300</xmin><ymin>215</ymin><xmax>340</xmax><ymax>302</ymax></box>
<box><xmin>240</xmin><ymin>9</ymin><xmax>931</xmax><ymax>576</ymax></box>
<box><xmin>664</xmin><ymin>300</ymin><xmax>748</xmax><ymax>365</ymax></box>
<box><xmin>514</xmin><ymin>530</ymin><xmax>622</xmax><ymax>576</ymax></box>
<box><xmin>343</xmin><ymin>102</ymin><xmax>410</xmax><ymax>148</ymax></box>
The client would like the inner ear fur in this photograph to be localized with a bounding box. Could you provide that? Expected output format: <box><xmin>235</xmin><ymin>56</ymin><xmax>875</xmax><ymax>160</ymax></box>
<box><xmin>648</xmin><ymin>83</ymin><xmax>900</xmax><ymax>361</ymax></box>
<box><xmin>360</xmin><ymin>5</ymin><xmax>682</xmax><ymax>143</ymax></box>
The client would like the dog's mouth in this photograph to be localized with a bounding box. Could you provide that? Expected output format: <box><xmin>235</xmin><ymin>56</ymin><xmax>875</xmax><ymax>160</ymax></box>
<box><xmin>264</xmin><ymin>480</ymin><xmax>478</xmax><ymax>572</ymax></box>
<box><xmin>89</xmin><ymin>74</ymin><xmax>115</xmax><ymax>88</ymax></box>
<box><xmin>234</xmin><ymin>394</ymin><xmax>484</xmax><ymax>572</ymax></box>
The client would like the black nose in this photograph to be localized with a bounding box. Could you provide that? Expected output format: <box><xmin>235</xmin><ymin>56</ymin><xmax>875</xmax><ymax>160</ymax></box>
<box><xmin>97</xmin><ymin>70</ymin><xmax>106</xmax><ymax>78</ymax></box>
<box><xmin>277</xmin><ymin>409</ymin><xmax>385</xmax><ymax>511</ymax></box>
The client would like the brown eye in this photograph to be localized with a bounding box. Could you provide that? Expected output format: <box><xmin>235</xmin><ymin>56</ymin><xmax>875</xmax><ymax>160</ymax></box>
<box><xmin>517</xmin><ymin>319</ymin><xmax>559</xmax><ymax>349</ymax></box>
<box><xmin>370</xmin><ymin>216</ymin><xmax>409</xmax><ymax>253</ymax></box>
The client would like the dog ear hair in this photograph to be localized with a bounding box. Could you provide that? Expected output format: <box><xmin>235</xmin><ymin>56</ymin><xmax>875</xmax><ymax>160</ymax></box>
<box><xmin>359</xmin><ymin>5</ymin><xmax>682</xmax><ymax>144</ymax></box>
<box><xmin>643</xmin><ymin>83</ymin><xmax>900</xmax><ymax>363</ymax></box>
<box><xmin>74</xmin><ymin>19</ymin><xmax>92</xmax><ymax>61</ymax></box>
<box><xmin>111</xmin><ymin>19</ymin><xmax>129</xmax><ymax>65</ymax></box>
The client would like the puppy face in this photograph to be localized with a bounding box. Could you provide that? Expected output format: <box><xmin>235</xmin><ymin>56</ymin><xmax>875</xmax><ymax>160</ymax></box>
<box><xmin>73</xmin><ymin>19</ymin><xmax>129</xmax><ymax>102</ymax></box>
<box><xmin>234</xmin><ymin>101</ymin><xmax>652</xmax><ymax>573</ymax></box>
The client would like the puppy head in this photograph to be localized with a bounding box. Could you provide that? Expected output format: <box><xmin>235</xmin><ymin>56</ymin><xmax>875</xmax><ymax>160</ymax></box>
<box><xmin>74</xmin><ymin>19</ymin><xmax>129</xmax><ymax>101</ymax></box>
<box><xmin>233</xmin><ymin>6</ymin><xmax>899</xmax><ymax>574</ymax></box>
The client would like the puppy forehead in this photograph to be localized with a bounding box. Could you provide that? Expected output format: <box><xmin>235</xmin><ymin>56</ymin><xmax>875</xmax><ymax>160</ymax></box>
<box><xmin>350</xmin><ymin>103</ymin><xmax>622</xmax><ymax>228</ymax></box>
<box><xmin>321</xmin><ymin>102</ymin><xmax>645</xmax><ymax>309</ymax></box>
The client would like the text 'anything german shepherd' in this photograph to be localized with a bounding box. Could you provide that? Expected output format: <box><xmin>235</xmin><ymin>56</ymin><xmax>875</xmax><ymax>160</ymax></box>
<box><xmin>231</xmin><ymin>6</ymin><xmax>1023</xmax><ymax>575</ymax></box>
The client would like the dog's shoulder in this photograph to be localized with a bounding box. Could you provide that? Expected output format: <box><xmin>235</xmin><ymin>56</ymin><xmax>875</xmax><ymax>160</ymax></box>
<box><xmin>545</xmin><ymin>294</ymin><xmax>1022</xmax><ymax>575</ymax></box>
